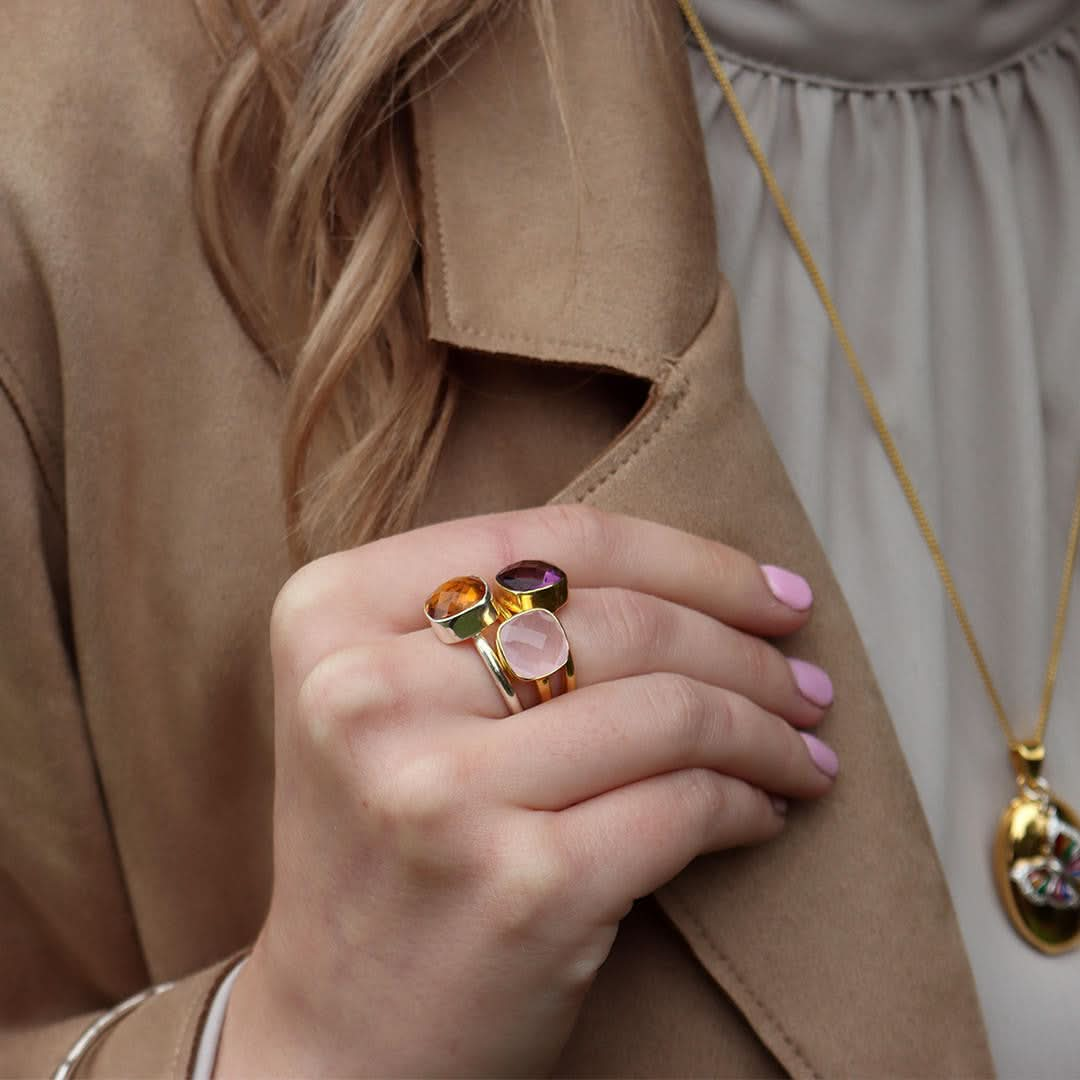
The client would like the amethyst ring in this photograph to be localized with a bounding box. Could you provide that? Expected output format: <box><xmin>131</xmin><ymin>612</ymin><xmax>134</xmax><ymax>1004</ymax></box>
<box><xmin>491</xmin><ymin>560</ymin><xmax>577</xmax><ymax>701</ymax></box>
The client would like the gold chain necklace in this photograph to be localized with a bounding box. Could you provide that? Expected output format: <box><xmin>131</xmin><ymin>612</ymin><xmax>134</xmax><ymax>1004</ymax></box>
<box><xmin>679</xmin><ymin>0</ymin><xmax>1080</xmax><ymax>954</ymax></box>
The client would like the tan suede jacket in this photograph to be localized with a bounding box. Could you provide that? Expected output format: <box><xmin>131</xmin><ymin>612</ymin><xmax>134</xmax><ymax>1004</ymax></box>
<box><xmin>0</xmin><ymin>2</ymin><xmax>994</xmax><ymax>1076</ymax></box>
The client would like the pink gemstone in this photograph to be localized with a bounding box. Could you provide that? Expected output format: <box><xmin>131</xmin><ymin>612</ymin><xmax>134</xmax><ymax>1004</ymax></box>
<box><xmin>498</xmin><ymin>609</ymin><xmax>569</xmax><ymax>681</ymax></box>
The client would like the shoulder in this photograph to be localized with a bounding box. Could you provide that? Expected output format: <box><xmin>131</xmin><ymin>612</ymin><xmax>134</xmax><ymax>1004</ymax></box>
<box><xmin>0</xmin><ymin>1</ymin><xmax>216</xmax><ymax>208</ymax></box>
<box><xmin>0</xmin><ymin>2</ymin><xmax>215</xmax><ymax>154</ymax></box>
<box><xmin>0</xmin><ymin>0</ymin><xmax>219</xmax><ymax>485</ymax></box>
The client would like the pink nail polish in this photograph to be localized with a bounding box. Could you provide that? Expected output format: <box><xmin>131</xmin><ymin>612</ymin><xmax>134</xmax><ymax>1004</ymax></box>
<box><xmin>761</xmin><ymin>565</ymin><xmax>813</xmax><ymax>612</ymax></box>
<box><xmin>788</xmin><ymin>658</ymin><xmax>834</xmax><ymax>708</ymax></box>
<box><xmin>770</xmin><ymin>795</ymin><xmax>789</xmax><ymax>816</ymax></box>
<box><xmin>801</xmin><ymin>732</ymin><xmax>839</xmax><ymax>779</ymax></box>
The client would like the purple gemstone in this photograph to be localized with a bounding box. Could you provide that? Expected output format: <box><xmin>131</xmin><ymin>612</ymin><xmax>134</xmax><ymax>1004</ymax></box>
<box><xmin>496</xmin><ymin>559</ymin><xmax>566</xmax><ymax>593</ymax></box>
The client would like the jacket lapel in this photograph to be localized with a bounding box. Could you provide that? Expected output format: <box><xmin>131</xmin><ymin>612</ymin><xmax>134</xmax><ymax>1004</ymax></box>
<box><xmin>413</xmin><ymin>3</ymin><xmax>994</xmax><ymax>1076</ymax></box>
<box><xmin>413</xmin><ymin>0</ymin><xmax>716</xmax><ymax>379</ymax></box>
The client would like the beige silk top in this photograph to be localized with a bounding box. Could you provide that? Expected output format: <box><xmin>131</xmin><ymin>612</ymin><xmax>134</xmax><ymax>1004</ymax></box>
<box><xmin>690</xmin><ymin>2</ymin><xmax>1080</xmax><ymax>1075</ymax></box>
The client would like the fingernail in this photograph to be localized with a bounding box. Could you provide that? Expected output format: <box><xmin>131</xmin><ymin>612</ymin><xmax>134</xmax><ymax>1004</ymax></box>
<box><xmin>770</xmin><ymin>795</ymin><xmax>789</xmax><ymax>816</ymax></box>
<box><xmin>788</xmin><ymin>658</ymin><xmax>834</xmax><ymax>708</ymax></box>
<box><xmin>801</xmin><ymin>732</ymin><xmax>840</xmax><ymax>778</ymax></box>
<box><xmin>761</xmin><ymin>565</ymin><xmax>813</xmax><ymax>612</ymax></box>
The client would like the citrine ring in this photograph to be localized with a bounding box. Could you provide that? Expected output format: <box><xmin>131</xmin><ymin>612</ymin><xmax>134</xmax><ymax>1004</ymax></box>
<box><xmin>424</xmin><ymin>576</ymin><xmax>522</xmax><ymax>714</ymax></box>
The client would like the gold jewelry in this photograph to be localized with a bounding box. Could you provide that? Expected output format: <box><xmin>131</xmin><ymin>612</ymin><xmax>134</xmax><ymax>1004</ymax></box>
<box><xmin>680</xmin><ymin>0</ymin><xmax>1080</xmax><ymax>953</ymax></box>
<box><xmin>424</xmin><ymin>576</ymin><xmax>522</xmax><ymax>714</ymax></box>
<box><xmin>492</xmin><ymin>561</ymin><xmax>577</xmax><ymax>699</ymax></box>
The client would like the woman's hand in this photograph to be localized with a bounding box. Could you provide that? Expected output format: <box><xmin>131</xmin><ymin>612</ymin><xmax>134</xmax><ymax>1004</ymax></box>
<box><xmin>215</xmin><ymin>506</ymin><xmax>838</xmax><ymax>1077</ymax></box>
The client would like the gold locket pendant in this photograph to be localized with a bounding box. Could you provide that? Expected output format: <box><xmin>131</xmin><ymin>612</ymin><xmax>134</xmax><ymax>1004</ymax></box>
<box><xmin>993</xmin><ymin>743</ymin><xmax>1080</xmax><ymax>954</ymax></box>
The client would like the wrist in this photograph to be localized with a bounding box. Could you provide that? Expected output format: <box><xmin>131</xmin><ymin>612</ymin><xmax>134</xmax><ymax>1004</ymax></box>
<box><xmin>213</xmin><ymin>944</ymin><xmax>324</xmax><ymax>1078</ymax></box>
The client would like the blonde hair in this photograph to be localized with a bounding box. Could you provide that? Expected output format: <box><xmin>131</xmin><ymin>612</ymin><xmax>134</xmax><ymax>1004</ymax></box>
<box><xmin>194</xmin><ymin>0</ymin><xmax>551</xmax><ymax>564</ymax></box>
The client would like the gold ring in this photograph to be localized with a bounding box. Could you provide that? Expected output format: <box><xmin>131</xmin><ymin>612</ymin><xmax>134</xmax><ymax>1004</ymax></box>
<box><xmin>424</xmin><ymin>576</ymin><xmax>522</xmax><ymax>714</ymax></box>
<box><xmin>491</xmin><ymin>561</ymin><xmax>576</xmax><ymax>699</ymax></box>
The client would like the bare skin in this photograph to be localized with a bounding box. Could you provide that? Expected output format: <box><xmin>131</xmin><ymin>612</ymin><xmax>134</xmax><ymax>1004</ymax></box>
<box><xmin>215</xmin><ymin>505</ymin><xmax>838</xmax><ymax>1077</ymax></box>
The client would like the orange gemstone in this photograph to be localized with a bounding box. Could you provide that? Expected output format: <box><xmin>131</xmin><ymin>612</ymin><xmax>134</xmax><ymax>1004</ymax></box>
<box><xmin>425</xmin><ymin>576</ymin><xmax>486</xmax><ymax>621</ymax></box>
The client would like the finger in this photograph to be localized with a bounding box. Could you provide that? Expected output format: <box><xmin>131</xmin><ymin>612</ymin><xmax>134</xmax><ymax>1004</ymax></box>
<box><xmin>552</xmin><ymin>769</ymin><xmax>785</xmax><ymax>920</ymax></box>
<box><xmin>478</xmin><ymin>674</ymin><xmax>836</xmax><ymax>809</ymax></box>
<box><xmin>377</xmin><ymin>587</ymin><xmax>831</xmax><ymax>726</ymax></box>
<box><xmin>558</xmin><ymin>588</ymin><xmax>831</xmax><ymax>723</ymax></box>
<box><xmin>276</xmin><ymin>506</ymin><xmax>814</xmax><ymax>665</ymax></box>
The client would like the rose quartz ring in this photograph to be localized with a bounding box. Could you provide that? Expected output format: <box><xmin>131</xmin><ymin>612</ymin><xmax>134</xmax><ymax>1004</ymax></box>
<box><xmin>491</xmin><ymin>560</ymin><xmax>576</xmax><ymax>701</ymax></box>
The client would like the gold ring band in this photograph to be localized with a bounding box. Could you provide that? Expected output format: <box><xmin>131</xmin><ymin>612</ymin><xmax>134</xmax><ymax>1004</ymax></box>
<box><xmin>473</xmin><ymin>633</ymin><xmax>523</xmax><ymax>714</ymax></box>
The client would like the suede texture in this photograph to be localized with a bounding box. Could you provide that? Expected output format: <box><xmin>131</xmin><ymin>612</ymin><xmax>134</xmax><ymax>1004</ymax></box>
<box><xmin>0</xmin><ymin>1</ymin><xmax>994</xmax><ymax>1076</ymax></box>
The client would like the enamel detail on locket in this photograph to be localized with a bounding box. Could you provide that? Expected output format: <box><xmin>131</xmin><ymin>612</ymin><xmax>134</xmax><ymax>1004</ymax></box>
<box><xmin>994</xmin><ymin>780</ymin><xmax>1080</xmax><ymax>955</ymax></box>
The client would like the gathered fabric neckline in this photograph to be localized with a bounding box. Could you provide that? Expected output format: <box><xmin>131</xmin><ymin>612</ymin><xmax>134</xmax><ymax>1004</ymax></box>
<box><xmin>691</xmin><ymin>0</ymin><xmax>1080</xmax><ymax>90</ymax></box>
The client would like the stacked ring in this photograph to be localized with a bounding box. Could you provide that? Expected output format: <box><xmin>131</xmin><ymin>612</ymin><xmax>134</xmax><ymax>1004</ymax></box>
<box><xmin>491</xmin><ymin>560</ymin><xmax>577</xmax><ymax>702</ymax></box>
<box><xmin>424</xmin><ymin>576</ymin><xmax>522</xmax><ymax>714</ymax></box>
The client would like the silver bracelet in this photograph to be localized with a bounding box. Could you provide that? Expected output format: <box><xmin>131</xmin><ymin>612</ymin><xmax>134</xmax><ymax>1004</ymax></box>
<box><xmin>52</xmin><ymin>982</ymin><xmax>175</xmax><ymax>1080</ymax></box>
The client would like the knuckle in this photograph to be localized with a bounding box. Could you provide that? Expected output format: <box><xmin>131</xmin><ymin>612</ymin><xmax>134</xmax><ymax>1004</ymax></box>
<box><xmin>684</xmin><ymin>767</ymin><xmax>729</xmax><ymax>816</ymax></box>
<box><xmin>478</xmin><ymin>517</ymin><xmax>519</xmax><ymax>577</ymax></box>
<box><xmin>270</xmin><ymin>551</ymin><xmax>383</xmax><ymax>674</ymax></box>
<box><xmin>601</xmin><ymin>588</ymin><xmax>659</xmax><ymax>652</ymax></box>
<box><xmin>672</xmin><ymin>768</ymin><xmax>730</xmax><ymax>846</ymax></box>
<box><xmin>564</xmin><ymin>925</ymin><xmax>620</xmax><ymax>993</ymax></box>
<box><xmin>295</xmin><ymin>647</ymin><xmax>395</xmax><ymax>748</ymax></box>
<box><xmin>270</xmin><ymin>563</ymin><xmax>327</xmax><ymax>657</ymax></box>
<box><xmin>671</xmin><ymin>769</ymin><xmax>784</xmax><ymax>854</ymax></box>
<box><xmin>708</xmin><ymin>688</ymin><xmax>739</xmax><ymax>746</ymax></box>
<box><xmin>490</xmin><ymin>817</ymin><xmax>574</xmax><ymax>928</ymax></box>
<box><xmin>702</xmin><ymin>775</ymin><xmax>782</xmax><ymax>847</ymax></box>
<box><xmin>737</xmin><ymin>634</ymin><xmax>774</xmax><ymax>688</ymax></box>
<box><xmin>649</xmin><ymin>673</ymin><xmax>707</xmax><ymax>752</ymax></box>
<box><xmin>383</xmin><ymin>751</ymin><xmax>461</xmax><ymax>825</ymax></box>
<box><xmin>364</xmin><ymin>749</ymin><xmax>468</xmax><ymax>872</ymax></box>
<box><xmin>537</xmin><ymin>503</ymin><xmax>610</xmax><ymax>556</ymax></box>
